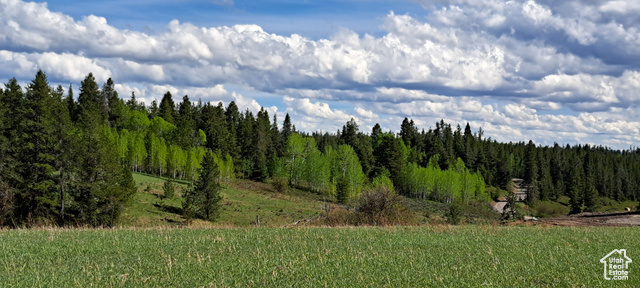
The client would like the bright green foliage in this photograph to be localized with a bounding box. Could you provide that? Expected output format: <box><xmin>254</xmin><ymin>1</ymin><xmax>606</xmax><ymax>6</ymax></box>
<box><xmin>146</xmin><ymin>133</ymin><xmax>167</xmax><ymax>175</ymax></box>
<box><xmin>126</xmin><ymin>131</ymin><xmax>147</xmax><ymax>172</ymax></box>
<box><xmin>149</xmin><ymin>116</ymin><xmax>176</xmax><ymax>139</ymax></box>
<box><xmin>126</xmin><ymin>110</ymin><xmax>151</xmax><ymax>131</ymax></box>
<box><xmin>285</xmin><ymin>134</ymin><xmax>333</xmax><ymax>195</ymax></box>
<box><xmin>283</xmin><ymin>134</ymin><xmax>365</xmax><ymax>202</ymax></box>
<box><xmin>304</xmin><ymin>148</ymin><xmax>331</xmax><ymax>194</ymax></box>
<box><xmin>330</xmin><ymin>145</ymin><xmax>367</xmax><ymax>203</ymax></box>
<box><xmin>3</xmin><ymin>69</ymin><xmax>640</xmax><ymax>226</ymax></box>
<box><xmin>117</xmin><ymin>129</ymin><xmax>130</xmax><ymax>164</ymax></box>
<box><xmin>371</xmin><ymin>174</ymin><xmax>395</xmax><ymax>192</ymax></box>
<box><xmin>183</xmin><ymin>147</ymin><xmax>206</xmax><ymax>181</ymax></box>
<box><xmin>212</xmin><ymin>152</ymin><xmax>234</xmax><ymax>187</ymax></box>
<box><xmin>397</xmin><ymin>157</ymin><xmax>488</xmax><ymax>203</ymax></box>
<box><xmin>166</xmin><ymin>144</ymin><xmax>186</xmax><ymax>178</ymax></box>
<box><xmin>285</xmin><ymin>133</ymin><xmax>308</xmax><ymax>187</ymax></box>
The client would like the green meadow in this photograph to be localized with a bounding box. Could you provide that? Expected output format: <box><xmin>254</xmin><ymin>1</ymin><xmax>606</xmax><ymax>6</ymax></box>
<box><xmin>124</xmin><ymin>173</ymin><xmax>330</xmax><ymax>228</ymax></box>
<box><xmin>0</xmin><ymin>226</ymin><xmax>638</xmax><ymax>287</ymax></box>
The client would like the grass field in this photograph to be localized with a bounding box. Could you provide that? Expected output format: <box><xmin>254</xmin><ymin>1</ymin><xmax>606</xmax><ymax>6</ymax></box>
<box><xmin>123</xmin><ymin>173</ymin><xmax>330</xmax><ymax>227</ymax></box>
<box><xmin>0</xmin><ymin>226</ymin><xmax>638</xmax><ymax>287</ymax></box>
<box><xmin>11</xmin><ymin>173</ymin><xmax>632</xmax><ymax>286</ymax></box>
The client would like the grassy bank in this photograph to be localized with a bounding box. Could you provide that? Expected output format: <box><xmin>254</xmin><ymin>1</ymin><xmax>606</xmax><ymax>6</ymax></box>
<box><xmin>124</xmin><ymin>173</ymin><xmax>329</xmax><ymax>227</ymax></box>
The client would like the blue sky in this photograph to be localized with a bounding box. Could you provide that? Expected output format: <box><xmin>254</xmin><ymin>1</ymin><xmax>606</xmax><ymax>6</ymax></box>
<box><xmin>42</xmin><ymin>0</ymin><xmax>426</xmax><ymax>38</ymax></box>
<box><xmin>1</xmin><ymin>0</ymin><xmax>640</xmax><ymax>149</ymax></box>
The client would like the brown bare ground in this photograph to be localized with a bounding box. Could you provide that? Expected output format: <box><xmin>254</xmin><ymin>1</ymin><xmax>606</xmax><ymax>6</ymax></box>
<box><xmin>523</xmin><ymin>211</ymin><xmax>640</xmax><ymax>227</ymax></box>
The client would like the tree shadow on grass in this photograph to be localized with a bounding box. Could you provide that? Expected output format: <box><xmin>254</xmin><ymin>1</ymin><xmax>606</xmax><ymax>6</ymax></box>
<box><xmin>154</xmin><ymin>203</ymin><xmax>183</xmax><ymax>215</ymax></box>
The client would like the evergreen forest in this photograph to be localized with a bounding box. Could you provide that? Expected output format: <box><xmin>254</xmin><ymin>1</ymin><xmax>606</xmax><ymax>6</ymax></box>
<box><xmin>1</xmin><ymin>70</ymin><xmax>639</xmax><ymax>227</ymax></box>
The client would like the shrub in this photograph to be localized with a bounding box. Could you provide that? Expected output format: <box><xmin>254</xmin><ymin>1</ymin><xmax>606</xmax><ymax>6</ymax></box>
<box><xmin>162</xmin><ymin>180</ymin><xmax>175</xmax><ymax>200</ymax></box>
<box><xmin>460</xmin><ymin>201</ymin><xmax>501</xmax><ymax>224</ymax></box>
<box><xmin>595</xmin><ymin>197</ymin><xmax>638</xmax><ymax>212</ymax></box>
<box><xmin>486</xmin><ymin>187</ymin><xmax>505</xmax><ymax>201</ymax></box>
<box><xmin>532</xmin><ymin>201</ymin><xmax>569</xmax><ymax>218</ymax></box>
<box><xmin>355</xmin><ymin>187</ymin><xmax>415</xmax><ymax>226</ymax></box>
<box><xmin>445</xmin><ymin>200</ymin><xmax>463</xmax><ymax>225</ymax></box>
<box><xmin>272</xmin><ymin>177</ymin><xmax>289</xmax><ymax>193</ymax></box>
<box><xmin>324</xmin><ymin>207</ymin><xmax>356</xmax><ymax>226</ymax></box>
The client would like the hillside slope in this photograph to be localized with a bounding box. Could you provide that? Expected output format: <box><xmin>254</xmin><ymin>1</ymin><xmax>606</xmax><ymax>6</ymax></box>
<box><xmin>122</xmin><ymin>173</ymin><xmax>331</xmax><ymax>227</ymax></box>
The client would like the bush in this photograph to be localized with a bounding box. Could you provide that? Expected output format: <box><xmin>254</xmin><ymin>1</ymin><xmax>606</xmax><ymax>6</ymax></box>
<box><xmin>162</xmin><ymin>180</ymin><xmax>175</xmax><ymax>200</ymax></box>
<box><xmin>532</xmin><ymin>201</ymin><xmax>569</xmax><ymax>218</ymax></box>
<box><xmin>486</xmin><ymin>187</ymin><xmax>505</xmax><ymax>201</ymax></box>
<box><xmin>596</xmin><ymin>197</ymin><xmax>638</xmax><ymax>213</ymax></box>
<box><xmin>355</xmin><ymin>187</ymin><xmax>415</xmax><ymax>226</ymax></box>
<box><xmin>445</xmin><ymin>201</ymin><xmax>463</xmax><ymax>225</ymax></box>
<box><xmin>556</xmin><ymin>195</ymin><xmax>571</xmax><ymax>206</ymax></box>
<box><xmin>272</xmin><ymin>177</ymin><xmax>288</xmax><ymax>193</ymax></box>
<box><xmin>324</xmin><ymin>207</ymin><xmax>356</xmax><ymax>226</ymax></box>
<box><xmin>460</xmin><ymin>201</ymin><xmax>501</xmax><ymax>224</ymax></box>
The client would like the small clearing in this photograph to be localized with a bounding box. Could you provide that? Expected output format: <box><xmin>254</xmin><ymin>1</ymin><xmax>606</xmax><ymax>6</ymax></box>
<box><xmin>541</xmin><ymin>211</ymin><xmax>640</xmax><ymax>227</ymax></box>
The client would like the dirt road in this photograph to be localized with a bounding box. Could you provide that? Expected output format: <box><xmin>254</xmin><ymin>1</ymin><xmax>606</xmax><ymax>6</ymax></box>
<box><xmin>538</xmin><ymin>211</ymin><xmax>640</xmax><ymax>227</ymax></box>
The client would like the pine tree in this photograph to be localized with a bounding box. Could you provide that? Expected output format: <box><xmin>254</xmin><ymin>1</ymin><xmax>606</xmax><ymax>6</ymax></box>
<box><xmin>0</xmin><ymin>83</ymin><xmax>18</xmax><ymax>226</ymax></box>
<box><xmin>237</xmin><ymin>110</ymin><xmax>256</xmax><ymax>177</ymax></box>
<box><xmin>162</xmin><ymin>179</ymin><xmax>175</xmax><ymax>200</ymax></box>
<box><xmin>0</xmin><ymin>79</ymin><xmax>24</xmax><ymax>181</ymax></box>
<box><xmin>252</xmin><ymin>108</ymin><xmax>271</xmax><ymax>181</ymax></box>
<box><xmin>569</xmin><ymin>165</ymin><xmax>584</xmax><ymax>214</ymax></box>
<box><xmin>66</xmin><ymin>84</ymin><xmax>77</xmax><ymax>122</ymax></box>
<box><xmin>371</xmin><ymin>123</ymin><xmax>382</xmax><ymax>143</ymax></box>
<box><xmin>77</xmin><ymin>73</ymin><xmax>105</xmax><ymax>128</ymax></box>
<box><xmin>159</xmin><ymin>91</ymin><xmax>176</xmax><ymax>124</ymax></box>
<box><xmin>201</xmin><ymin>102</ymin><xmax>231</xmax><ymax>156</ymax></box>
<box><xmin>270</xmin><ymin>114</ymin><xmax>284</xmax><ymax>158</ymax></box>
<box><xmin>355</xmin><ymin>134</ymin><xmax>375</xmax><ymax>178</ymax></box>
<box><xmin>225</xmin><ymin>101</ymin><xmax>240</xmax><ymax>160</ymax></box>
<box><xmin>583</xmin><ymin>185</ymin><xmax>598</xmax><ymax>212</ymax></box>
<box><xmin>399</xmin><ymin>118</ymin><xmax>418</xmax><ymax>148</ymax></box>
<box><xmin>50</xmin><ymin>85</ymin><xmax>76</xmax><ymax>226</ymax></box>
<box><xmin>175</xmin><ymin>95</ymin><xmax>198</xmax><ymax>149</ymax></box>
<box><xmin>102</xmin><ymin>78</ymin><xmax>117</xmax><ymax>125</ymax></box>
<box><xmin>340</xmin><ymin>118</ymin><xmax>358</xmax><ymax>147</ymax></box>
<box><xmin>502</xmin><ymin>190</ymin><xmax>520</xmax><ymax>221</ymax></box>
<box><xmin>373</xmin><ymin>133</ymin><xmax>406</xmax><ymax>182</ymax></box>
<box><xmin>16</xmin><ymin>70</ymin><xmax>58</xmax><ymax>225</ymax></box>
<box><xmin>75</xmin><ymin>126</ymin><xmax>136</xmax><ymax>226</ymax></box>
<box><xmin>281</xmin><ymin>113</ymin><xmax>293</xmax><ymax>141</ymax></box>
<box><xmin>185</xmin><ymin>151</ymin><xmax>223</xmax><ymax>221</ymax></box>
